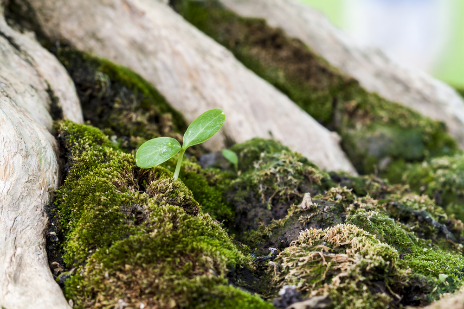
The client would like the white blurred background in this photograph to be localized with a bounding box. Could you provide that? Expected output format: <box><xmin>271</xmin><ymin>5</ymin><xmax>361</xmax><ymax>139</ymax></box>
<box><xmin>299</xmin><ymin>0</ymin><xmax>464</xmax><ymax>88</ymax></box>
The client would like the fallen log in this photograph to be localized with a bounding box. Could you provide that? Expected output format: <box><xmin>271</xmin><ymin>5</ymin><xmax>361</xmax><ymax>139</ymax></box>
<box><xmin>0</xmin><ymin>3</ymin><xmax>82</xmax><ymax>307</ymax></box>
<box><xmin>219</xmin><ymin>0</ymin><xmax>464</xmax><ymax>149</ymax></box>
<box><xmin>13</xmin><ymin>0</ymin><xmax>356</xmax><ymax>174</ymax></box>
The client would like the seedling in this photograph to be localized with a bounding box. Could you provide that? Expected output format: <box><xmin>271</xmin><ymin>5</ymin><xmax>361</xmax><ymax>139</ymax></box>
<box><xmin>222</xmin><ymin>149</ymin><xmax>238</xmax><ymax>171</ymax></box>
<box><xmin>136</xmin><ymin>109</ymin><xmax>226</xmax><ymax>180</ymax></box>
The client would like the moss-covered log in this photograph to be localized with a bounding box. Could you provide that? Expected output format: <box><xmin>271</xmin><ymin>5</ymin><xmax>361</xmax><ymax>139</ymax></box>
<box><xmin>216</xmin><ymin>0</ymin><xmax>464</xmax><ymax>151</ymax></box>
<box><xmin>53</xmin><ymin>120</ymin><xmax>464</xmax><ymax>308</ymax></box>
<box><xmin>173</xmin><ymin>0</ymin><xmax>459</xmax><ymax>177</ymax></box>
<box><xmin>10</xmin><ymin>0</ymin><xmax>356</xmax><ymax>173</ymax></box>
<box><xmin>4</xmin><ymin>0</ymin><xmax>464</xmax><ymax>307</ymax></box>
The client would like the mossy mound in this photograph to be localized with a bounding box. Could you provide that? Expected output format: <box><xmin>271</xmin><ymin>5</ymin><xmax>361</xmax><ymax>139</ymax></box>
<box><xmin>224</xmin><ymin>138</ymin><xmax>464</xmax><ymax>307</ymax></box>
<box><xmin>49</xmin><ymin>45</ymin><xmax>191</xmax><ymax>153</ymax></box>
<box><xmin>55</xmin><ymin>120</ymin><xmax>273</xmax><ymax>309</ymax></box>
<box><xmin>274</xmin><ymin>224</ymin><xmax>412</xmax><ymax>309</ymax></box>
<box><xmin>226</xmin><ymin>138</ymin><xmax>328</xmax><ymax>236</ymax></box>
<box><xmin>174</xmin><ymin>0</ymin><xmax>459</xmax><ymax>176</ymax></box>
<box><xmin>387</xmin><ymin>155</ymin><xmax>464</xmax><ymax>222</ymax></box>
<box><xmin>230</xmin><ymin>138</ymin><xmax>294</xmax><ymax>172</ymax></box>
<box><xmin>53</xmin><ymin>122</ymin><xmax>464</xmax><ymax>308</ymax></box>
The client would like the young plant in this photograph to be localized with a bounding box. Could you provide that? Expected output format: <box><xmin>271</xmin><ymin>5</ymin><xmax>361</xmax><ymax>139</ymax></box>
<box><xmin>136</xmin><ymin>108</ymin><xmax>226</xmax><ymax>180</ymax></box>
<box><xmin>222</xmin><ymin>149</ymin><xmax>238</xmax><ymax>172</ymax></box>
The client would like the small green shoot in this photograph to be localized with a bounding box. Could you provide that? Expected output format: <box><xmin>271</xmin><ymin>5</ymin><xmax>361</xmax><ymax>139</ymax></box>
<box><xmin>136</xmin><ymin>109</ymin><xmax>226</xmax><ymax>180</ymax></box>
<box><xmin>222</xmin><ymin>149</ymin><xmax>238</xmax><ymax>171</ymax></box>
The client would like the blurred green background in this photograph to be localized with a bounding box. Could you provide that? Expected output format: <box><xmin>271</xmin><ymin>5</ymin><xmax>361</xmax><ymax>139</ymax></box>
<box><xmin>299</xmin><ymin>0</ymin><xmax>464</xmax><ymax>89</ymax></box>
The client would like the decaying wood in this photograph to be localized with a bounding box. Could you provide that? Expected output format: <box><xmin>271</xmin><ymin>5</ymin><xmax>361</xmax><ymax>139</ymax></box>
<box><xmin>421</xmin><ymin>291</ymin><xmax>464</xmax><ymax>309</ymax></box>
<box><xmin>0</xmin><ymin>6</ymin><xmax>82</xmax><ymax>308</ymax></box>
<box><xmin>220</xmin><ymin>0</ymin><xmax>464</xmax><ymax>149</ymax></box>
<box><xmin>18</xmin><ymin>0</ymin><xmax>356</xmax><ymax>174</ymax></box>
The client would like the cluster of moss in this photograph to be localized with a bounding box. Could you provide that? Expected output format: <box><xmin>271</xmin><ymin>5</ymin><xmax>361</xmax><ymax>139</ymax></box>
<box><xmin>161</xmin><ymin>156</ymin><xmax>236</xmax><ymax>222</ymax></box>
<box><xmin>274</xmin><ymin>224</ymin><xmax>412</xmax><ymax>309</ymax></box>
<box><xmin>43</xmin><ymin>42</ymin><xmax>239</xmax><ymax>223</ymax></box>
<box><xmin>53</xmin><ymin>118</ymin><xmax>464</xmax><ymax>308</ymax></box>
<box><xmin>224</xmin><ymin>139</ymin><xmax>464</xmax><ymax>307</ymax></box>
<box><xmin>173</xmin><ymin>0</ymin><xmax>459</xmax><ymax>176</ymax></box>
<box><xmin>55</xmin><ymin>120</ymin><xmax>273</xmax><ymax>309</ymax></box>
<box><xmin>386</xmin><ymin>155</ymin><xmax>464</xmax><ymax>222</ymax></box>
<box><xmin>45</xmin><ymin>47</ymin><xmax>236</xmax><ymax>225</ymax></box>
<box><xmin>225</xmin><ymin>138</ymin><xmax>329</xmax><ymax>236</ymax></box>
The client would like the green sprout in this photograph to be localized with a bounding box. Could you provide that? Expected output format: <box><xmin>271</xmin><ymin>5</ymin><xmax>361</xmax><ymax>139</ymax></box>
<box><xmin>136</xmin><ymin>109</ymin><xmax>226</xmax><ymax>181</ymax></box>
<box><xmin>222</xmin><ymin>149</ymin><xmax>238</xmax><ymax>171</ymax></box>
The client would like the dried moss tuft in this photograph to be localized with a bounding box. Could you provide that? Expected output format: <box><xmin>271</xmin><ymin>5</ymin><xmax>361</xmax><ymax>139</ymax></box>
<box><xmin>274</xmin><ymin>224</ymin><xmax>411</xmax><ymax>309</ymax></box>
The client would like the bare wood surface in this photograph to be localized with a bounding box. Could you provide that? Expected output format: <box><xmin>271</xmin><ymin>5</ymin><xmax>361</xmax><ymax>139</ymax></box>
<box><xmin>420</xmin><ymin>291</ymin><xmax>464</xmax><ymax>309</ymax></box>
<box><xmin>220</xmin><ymin>0</ymin><xmax>464</xmax><ymax>149</ymax></box>
<box><xmin>21</xmin><ymin>0</ymin><xmax>356</xmax><ymax>174</ymax></box>
<box><xmin>0</xmin><ymin>9</ymin><xmax>82</xmax><ymax>308</ymax></box>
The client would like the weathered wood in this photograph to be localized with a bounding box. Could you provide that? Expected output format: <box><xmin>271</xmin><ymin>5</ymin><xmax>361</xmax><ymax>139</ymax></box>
<box><xmin>19</xmin><ymin>0</ymin><xmax>356</xmax><ymax>174</ymax></box>
<box><xmin>0</xmin><ymin>9</ymin><xmax>82</xmax><ymax>308</ymax></box>
<box><xmin>422</xmin><ymin>292</ymin><xmax>464</xmax><ymax>309</ymax></box>
<box><xmin>220</xmin><ymin>0</ymin><xmax>464</xmax><ymax>149</ymax></box>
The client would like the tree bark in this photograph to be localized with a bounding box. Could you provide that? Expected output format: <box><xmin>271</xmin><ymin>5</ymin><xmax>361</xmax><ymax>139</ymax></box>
<box><xmin>17</xmin><ymin>0</ymin><xmax>356</xmax><ymax>174</ymax></box>
<box><xmin>220</xmin><ymin>0</ymin><xmax>464</xmax><ymax>149</ymax></box>
<box><xmin>0</xmin><ymin>2</ymin><xmax>82</xmax><ymax>307</ymax></box>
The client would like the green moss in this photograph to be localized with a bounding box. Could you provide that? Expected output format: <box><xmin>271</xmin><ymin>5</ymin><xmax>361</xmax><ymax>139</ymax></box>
<box><xmin>230</xmin><ymin>138</ymin><xmax>294</xmax><ymax>172</ymax></box>
<box><xmin>174</xmin><ymin>0</ymin><xmax>459</xmax><ymax>176</ymax></box>
<box><xmin>55</xmin><ymin>120</ymin><xmax>271</xmax><ymax>308</ymax></box>
<box><xmin>225</xmin><ymin>140</ymin><xmax>329</xmax><ymax>235</ymax></box>
<box><xmin>390</xmin><ymin>155</ymin><xmax>464</xmax><ymax>222</ymax></box>
<box><xmin>240</xmin><ymin>194</ymin><xmax>346</xmax><ymax>255</ymax></box>
<box><xmin>225</xmin><ymin>138</ymin><xmax>464</xmax><ymax>306</ymax></box>
<box><xmin>327</xmin><ymin>171</ymin><xmax>399</xmax><ymax>200</ymax></box>
<box><xmin>234</xmin><ymin>150</ymin><xmax>325</xmax><ymax>205</ymax></box>
<box><xmin>48</xmin><ymin>47</ymin><xmax>232</xmax><ymax>223</ymax></box>
<box><xmin>347</xmin><ymin>211</ymin><xmax>464</xmax><ymax>279</ymax></box>
<box><xmin>50</xmin><ymin>45</ymin><xmax>191</xmax><ymax>153</ymax></box>
<box><xmin>51</xmin><ymin>123</ymin><xmax>464</xmax><ymax>308</ymax></box>
<box><xmin>274</xmin><ymin>224</ymin><xmax>412</xmax><ymax>308</ymax></box>
<box><xmin>162</xmin><ymin>156</ymin><xmax>235</xmax><ymax>222</ymax></box>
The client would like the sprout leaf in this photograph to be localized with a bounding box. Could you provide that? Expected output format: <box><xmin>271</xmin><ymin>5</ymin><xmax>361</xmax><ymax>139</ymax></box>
<box><xmin>183</xmin><ymin>109</ymin><xmax>225</xmax><ymax>149</ymax></box>
<box><xmin>136</xmin><ymin>137</ymin><xmax>181</xmax><ymax>168</ymax></box>
<box><xmin>222</xmin><ymin>149</ymin><xmax>238</xmax><ymax>171</ymax></box>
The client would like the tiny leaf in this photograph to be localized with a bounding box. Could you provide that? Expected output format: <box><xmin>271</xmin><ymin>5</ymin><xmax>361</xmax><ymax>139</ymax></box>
<box><xmin>438</xmin><ymin>274</ymin><xmax>448</xmax><ymax>283</ymax></box>
<box><xmin>183</xmin><ymin>109</ymin><xmax>225</xmax><ymax>149</ymax></box>
<box><xmin>222</xmin><ymin>149</ymin><xmax>238</xmax><ymax>168</ymax></box>
<box><xmin>136</xmin><ymin>137</ymin><xmax>181</xmax><ymax>168</ymax></box>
